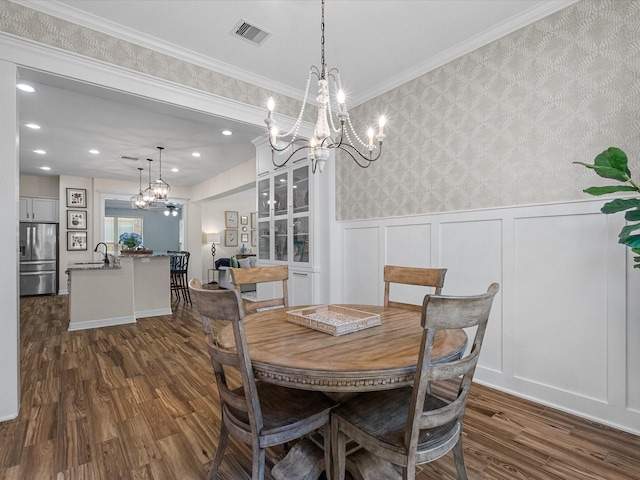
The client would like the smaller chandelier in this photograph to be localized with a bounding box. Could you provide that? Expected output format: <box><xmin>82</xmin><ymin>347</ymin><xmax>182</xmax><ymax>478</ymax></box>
<box><xmin>152</xmin><ymin>146</ymin><xmax>170</xmax><ymax>200</ymax></box>
<box><xmin>265</xmin><ymin>0</ymin><xmax>386</xmax><ymax>174</ymax></box>
<box><xmin>131</xmin><ymin>167</ymin><xmax>149</xmax><ymax>210</ymax></box>
<box><xmin>142</xmin><ymin>158</ymin><xmax>156</xmax><ymax>206</ymax></box>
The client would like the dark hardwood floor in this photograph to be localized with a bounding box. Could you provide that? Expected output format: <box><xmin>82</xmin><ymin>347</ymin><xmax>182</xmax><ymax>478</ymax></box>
<box><xmin>0</xmin><ymin>294</ymin><xmax>638</xmax><ymax>479</ymax></box>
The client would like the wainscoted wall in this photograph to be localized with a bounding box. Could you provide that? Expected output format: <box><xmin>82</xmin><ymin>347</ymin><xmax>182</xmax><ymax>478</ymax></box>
<box><xmin>337</xmin><ymin>0</ymin><xmax>640</xmax><ymax>221</ymax></box>
<box><xmin>335</xmin><ymin>199</ymin><xmax>640</xmax><ymax>435</ymax></box>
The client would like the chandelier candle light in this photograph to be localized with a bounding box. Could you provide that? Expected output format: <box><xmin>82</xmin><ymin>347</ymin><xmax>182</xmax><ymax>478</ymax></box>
<box><xmin>265</xmin><ymin>0</ymin><xmax>386</xmax><ymax>174</ymax></box>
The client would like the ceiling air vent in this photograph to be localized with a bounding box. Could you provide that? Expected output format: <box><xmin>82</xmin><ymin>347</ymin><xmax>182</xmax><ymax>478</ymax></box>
<box><xmin>232</xmin><ymin>19</ymin><xmax>270</xmax><ymax>46</ymax></box>
<box><xmin>120</xmin><ymin>155</ymin><xmax>139</xmax><ymax>161</ymax></box>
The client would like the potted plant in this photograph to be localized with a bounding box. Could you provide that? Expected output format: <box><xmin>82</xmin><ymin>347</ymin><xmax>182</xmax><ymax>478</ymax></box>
<box><xmin>119</xmin><ymin>232</ymin><xmax>143</xmax><ymax>250</ymax></box>
<box><xmin>575</xmin><ymin>147</ymin><xmax>640</xmax><ymax>268</ymax></box>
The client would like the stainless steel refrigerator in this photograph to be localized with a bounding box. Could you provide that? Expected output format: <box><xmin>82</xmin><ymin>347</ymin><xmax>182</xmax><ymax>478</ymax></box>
<box><xmin>20</xmin><ymin>222</ymin><xmax>58</xmax><ymax>296</ymax></box>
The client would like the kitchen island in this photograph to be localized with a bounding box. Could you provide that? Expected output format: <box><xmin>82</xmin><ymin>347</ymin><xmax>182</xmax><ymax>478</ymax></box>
<box><xmin>66</xmin><ymin>254</ymin><xmax>171</xmax><ymax>331</ymax></box>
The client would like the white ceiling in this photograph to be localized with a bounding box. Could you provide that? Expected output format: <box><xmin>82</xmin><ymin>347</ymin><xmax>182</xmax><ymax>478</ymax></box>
<box><xmin>16</xmin><ymin>0</ymin><xmax>576</xmax><ymax>186</ymax></box>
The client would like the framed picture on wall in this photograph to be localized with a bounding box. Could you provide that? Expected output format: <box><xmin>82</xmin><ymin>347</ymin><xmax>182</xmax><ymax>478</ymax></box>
<box><xmin>251</xmin><ymin>229</ymin><xmax>257</xmax><ymax>247</ymax></box>
<box><xmin>67</xmin><ymin>231</ymin><xmax>87</xmax><ymax>251</ymax></box>
<box><xmin>67</xmin><ymin>210</ymin><xmax>87</xmax><ymax>230</ymax></box>
<box><xmin>241</xmin><ymin>233</ymin><xmax>249</xmax><ymax>243</ymax></box>
<box><xmin>225</xmin><ymin>229</ymin><xmax>238</xmax><ymax>247</ymax></box>
<box><xmin>240</xmin><ymin>215</ymin><xmax>248</xmax><ymax>226</ymax></box>
<box><xmin>225</xmin><ymin>210</ymin><xmax>238</xmax><ymax>228</ymax></box>
<box><xmin>251</xmin><ymin>212</ymin><xmax>257</xmax><ymax>229</ymax></box>
<box><xmin>66</xmin><ymin>188</ymin><xmax>87</xmax><ymax>208</ymax></box>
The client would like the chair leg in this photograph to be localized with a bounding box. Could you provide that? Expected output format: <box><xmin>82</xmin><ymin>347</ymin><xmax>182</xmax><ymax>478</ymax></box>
<box><xmin>251</xmin><ymin>446</ymin><xmax>266</xmax><ymax>480</ymax></box>
<box><xmin>208</xmin><ymin>422</ymin><xmax>230</xmax><ymax>480</ymax></box>
<box><xmin>452</xmin><ymin>436</ymin><xmax>468</xmax><ymax>480</ymax></box>
<box><xmin>323</xmin><ymin>423</ymin><xmax>331</xmax><ymax>480</ymax></box>
<box><xmin>331</xmin><ymin>415</ymin><xmax>346</xmax><ymax>480</ymax></box>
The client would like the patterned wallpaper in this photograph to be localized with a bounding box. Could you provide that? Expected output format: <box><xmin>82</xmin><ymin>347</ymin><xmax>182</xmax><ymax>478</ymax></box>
<box><xmin>337</xmin><ymin>0</ymin><xmax>640</xmax><ymax>220</ymax></box>
<box><xmin>0</xmin><ymin>0</ymin><xmax>305</xmax><ymax>121</ymax></box>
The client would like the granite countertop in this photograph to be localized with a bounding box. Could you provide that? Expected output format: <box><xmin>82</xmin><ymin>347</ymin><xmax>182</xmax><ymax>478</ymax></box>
<box><xmin>65</xmin><ymin>262</ymin><xmax>122</xmax><ymax>274</ymax></box>
<box><xmin>117</xmin><ymin>253</ymin><xmax>172</xmax><ymax>258</ymax></box>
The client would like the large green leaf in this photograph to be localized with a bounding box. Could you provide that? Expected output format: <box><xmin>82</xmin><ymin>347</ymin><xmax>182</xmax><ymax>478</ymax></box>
<box><xmin>584</xmin><ymin>185</ymin><xmax>638</xmax><ymax>196</ymax></box>
<box><xmin>626</xmin><ymin>209</ymin><xmax>640</xmax><ymax>221</ymax></box>
<box><xmin>595</xmin><ymin>147</ymin><xmax>630</xmax><ymax>174</ymax></box>
<box><xmin>619</xmin><ymin>229</ymin><xmax>640</xmax><ymax>247</ymax></box>
<box><xmin>574</xmin><ymin>162</ymin><xmax>629</xmax><ymax>182</ymax></box>
<box><xmin>601</xmin><ymin>198</ymin><xmax>640</xmax><ymax>214</ymax></box>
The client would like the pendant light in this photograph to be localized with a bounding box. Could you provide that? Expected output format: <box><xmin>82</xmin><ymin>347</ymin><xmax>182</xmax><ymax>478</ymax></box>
<box><xmin>152</xmin><ymin>146</ymin><xmax>170</xmax><ymax>200</ymax></box>
<box><xmin>131</xmin><ymin>167</ymin><xmax>148</xmax><ymax>210</ymax></box>
<box><xmin>142</xmin><ymin>158</ymin><xmax>156</xmax><ymax>206</ymax></box>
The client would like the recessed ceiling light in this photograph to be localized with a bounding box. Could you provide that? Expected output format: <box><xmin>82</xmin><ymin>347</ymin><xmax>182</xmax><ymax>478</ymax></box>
<box><xmin>25</xmin><ymin>123</ymin><xmax>41</xmax><ymax>129</ymax></box>
<box><xmin>39</xmin><ymin>166</ymin><xmax>51</xmax><ymax>171</ymax></box>
<box><xmin>33</xmin><ymin>149</ymin><xmax>46</xmax><ymax>155</ymax></box>
<box><xmin>171</xmin><ymin>168</ymin><xmax>179</xmax><ymax>172</ymax></box>
<box><xmin>17</xmin><ymin>83</ymin><xmax>35</xmax><ymax>93</ymax></box>
<box><xmin>222</xmin><ymin>130</ymin><xmax>232</xmax><ymax>136</ymax></box>
<box><xmin>89</xmin><ymin>149</ymin><xmax>100</xmax><ymax>155</ymax></box>
<box><xmin>192</xmin><ymin>152</ymin><xmax>201</xmax><ymax>158</ymax></box>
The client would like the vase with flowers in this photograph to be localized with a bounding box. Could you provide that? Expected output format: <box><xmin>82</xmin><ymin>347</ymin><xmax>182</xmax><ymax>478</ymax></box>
<box><xmin>119</xmin><ymin>232</ymin><xmax>143</xmax><ymax>250</ymax></box>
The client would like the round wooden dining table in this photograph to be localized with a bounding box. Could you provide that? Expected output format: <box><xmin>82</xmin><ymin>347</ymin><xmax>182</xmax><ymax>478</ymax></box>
<box><xmin>242</xmin><ymin>304</ymin><xmax>468</xmax><ymax>399</ymax></box>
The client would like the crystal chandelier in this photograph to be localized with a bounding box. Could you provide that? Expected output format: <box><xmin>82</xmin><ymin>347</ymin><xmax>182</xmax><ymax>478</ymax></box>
<box><xmin>131</xmin><ymin>167</ymin><xmax>149</xmax><ymax>210</ymax></box>
<box><xmin>265</xmin><ymin>0</ymin><xmax>386</xmax><ymax>174</ymax></box>
<box><xmin>151</xmin><ymin>146</ymin><xmax>170</xmax><ymax>200</ymax></box>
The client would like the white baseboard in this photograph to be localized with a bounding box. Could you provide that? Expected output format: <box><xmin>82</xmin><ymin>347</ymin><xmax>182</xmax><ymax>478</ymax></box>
<box><xmin>67</xmin><ymin>315</ymin><xmax>136</xmax><ymax>331</ymax></box>
<box><xmin>135</xmin><ymin>308</ymin><xmax>172</xmax><ymax>319</ymax></box>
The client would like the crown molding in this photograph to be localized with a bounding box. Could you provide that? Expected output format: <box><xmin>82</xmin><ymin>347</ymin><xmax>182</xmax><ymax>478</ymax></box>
<box><xmin>350</xmin><ymin>0</ymin><xmax>580</xmax><ymax>106</ymax></box>
<box><xmin>13</xmin><ymin>0</ymin><xmax>307</xmax><ymax>101</ymax></box>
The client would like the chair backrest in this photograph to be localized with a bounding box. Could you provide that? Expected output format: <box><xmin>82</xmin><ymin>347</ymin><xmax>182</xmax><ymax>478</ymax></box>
<box><xmin>384</xmin><ymin>265</ymin><xmax>447</xmax><ymax>312</ymax></box>
<box><xmin>170</xmin><ymin>251</ymin><xmax>190</xmax><ymax>272</ymax></box>
<box><xmin>230</xmin><ymin>265</ymin><xmax>289</xmax><ymax>313</ymax></box>
<box><xmin>188</xmin><ymin>279</ymin><xmax>264</xmax><ymax>438</ymax></box>
<box><xmin>405</xmin><ymin>283</ymin><xmax>499</xmax><ymax>451</ymax></box>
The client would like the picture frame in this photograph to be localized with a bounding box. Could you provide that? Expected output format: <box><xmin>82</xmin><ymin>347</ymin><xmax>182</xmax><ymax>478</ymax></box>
<box><xmin>225</xmin><ymin>229</ymin><xmax>238</xmax><ymax>247</ymax></box>
<box><xmin>225</xmin><ymin>210</ymin><xmax>238</xmax><ymax>228</ymax></box>
<box><xmin>67</xmin><ymin>210</ymin><xmax>87</xmax><ymax>230</ymax></box>
<box><xmin>240</xmin><ymin>215</ymin><xmax>248</xmax><ymax>225</ymax></box>
<box><xmin>241</xmin><ymin>233</ymin><xmax>249</xmax><ymax>243</ymax></box>
<box><xmin>67</xmin><ymin>231</ymin><xmax>87</xmax><ymax>251</ymax></box>
<box><xmin>251</xmin><ymin>229</ymin><xmax>257</xmax><ymax>247</ymax></box>
<box><xmin>66</xmin><ymin>188</ymin><xmax>87</xmax><ymax>208</ymax></box>
<box><xmin>251</xmin><ymin>212</ymin><xmax>257</xmax><ymax>229</ymax></box>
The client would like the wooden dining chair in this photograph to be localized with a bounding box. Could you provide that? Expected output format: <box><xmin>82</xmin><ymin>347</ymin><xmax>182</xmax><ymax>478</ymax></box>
<box><xmin>230</xmin><ymin>265</ymin><xmax>289</xmax><ymax>314</ymax></box>
<box><xmin>188</xmin><ymin>279</ymin><xmax>337</xmax><ymax>480</ymax></box>
<box><xmin>383</xmin><ymin>265</ymin><xmax>447</xmax><ymax>312</ymax></box>
<box><xmin>331</xmin><ymin>283</ymin><xmax>500</xmax><ymax>480</ymax></box>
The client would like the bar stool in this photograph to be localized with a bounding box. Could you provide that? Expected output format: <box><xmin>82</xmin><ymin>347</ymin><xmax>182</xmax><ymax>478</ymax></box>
<box><xmin>169</xmin><ymin>251</ymin><xmax>191</xmax><ymax>304</ymax></box>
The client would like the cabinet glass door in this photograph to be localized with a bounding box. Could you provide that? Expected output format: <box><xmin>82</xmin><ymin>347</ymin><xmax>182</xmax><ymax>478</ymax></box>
<box><xmin>273</xmin><ymin>172</ymin><xmax>288</xmax><ymax>217</ymax></box>
<box><xmin>258</xmin><ymin>178</ymin><xmax>270</xmax><ymax>219</ymax></box>
<box><xmin>274</xmin><ymin>218</ymin><xmax>288</xmax><ymax>261</ymax></box>
<box><xmin>293</xmin><ymin>216</ymin><xmax>309</xmax><ymax>263</ymax></box>
<box><xmin>258</xmin><ymin>221</ymin><xmax>270</xmax><ymax>260</ymax></box>
<box><xmin>292</xmin><ymin>166</ymin><xmax>309</xmax><ymax>214</ymax></box>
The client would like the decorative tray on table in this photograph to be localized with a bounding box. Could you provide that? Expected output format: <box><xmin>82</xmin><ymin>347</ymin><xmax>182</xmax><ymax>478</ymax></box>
<box><xmin>286</xmin><ymin>305</ymin><xmax>381</xmax><ymax>336</ymax></box>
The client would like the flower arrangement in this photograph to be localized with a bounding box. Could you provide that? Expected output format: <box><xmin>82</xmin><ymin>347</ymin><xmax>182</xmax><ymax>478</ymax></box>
<box><xmin>119</xmin><ymin>232</ymin><xmax>143</xmax><ymax>250</ymax></box>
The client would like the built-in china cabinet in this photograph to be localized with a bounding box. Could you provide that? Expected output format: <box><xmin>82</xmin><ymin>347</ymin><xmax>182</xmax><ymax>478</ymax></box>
<box><xmin>253</xmin><ymin>137</ymin><xmax>330</xmax><ymax>306</ymax></box>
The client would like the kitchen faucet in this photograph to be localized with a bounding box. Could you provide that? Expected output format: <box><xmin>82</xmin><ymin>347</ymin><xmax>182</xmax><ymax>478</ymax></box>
<box><xmin>94</xmin><ymin>242</ymin><xmax>109</xmax><ymax>265</ymax></box>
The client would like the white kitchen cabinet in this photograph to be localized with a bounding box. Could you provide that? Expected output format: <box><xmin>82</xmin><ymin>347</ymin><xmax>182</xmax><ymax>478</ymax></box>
<box><xmin>19</xmin><ymin>197</ymin><xmax>59</xmax><ymax>222</ymax></box>
<box><xmin>253</xmin><ymin>137</ymin><xmax>330</xmax><ymax>306</ymax></box>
